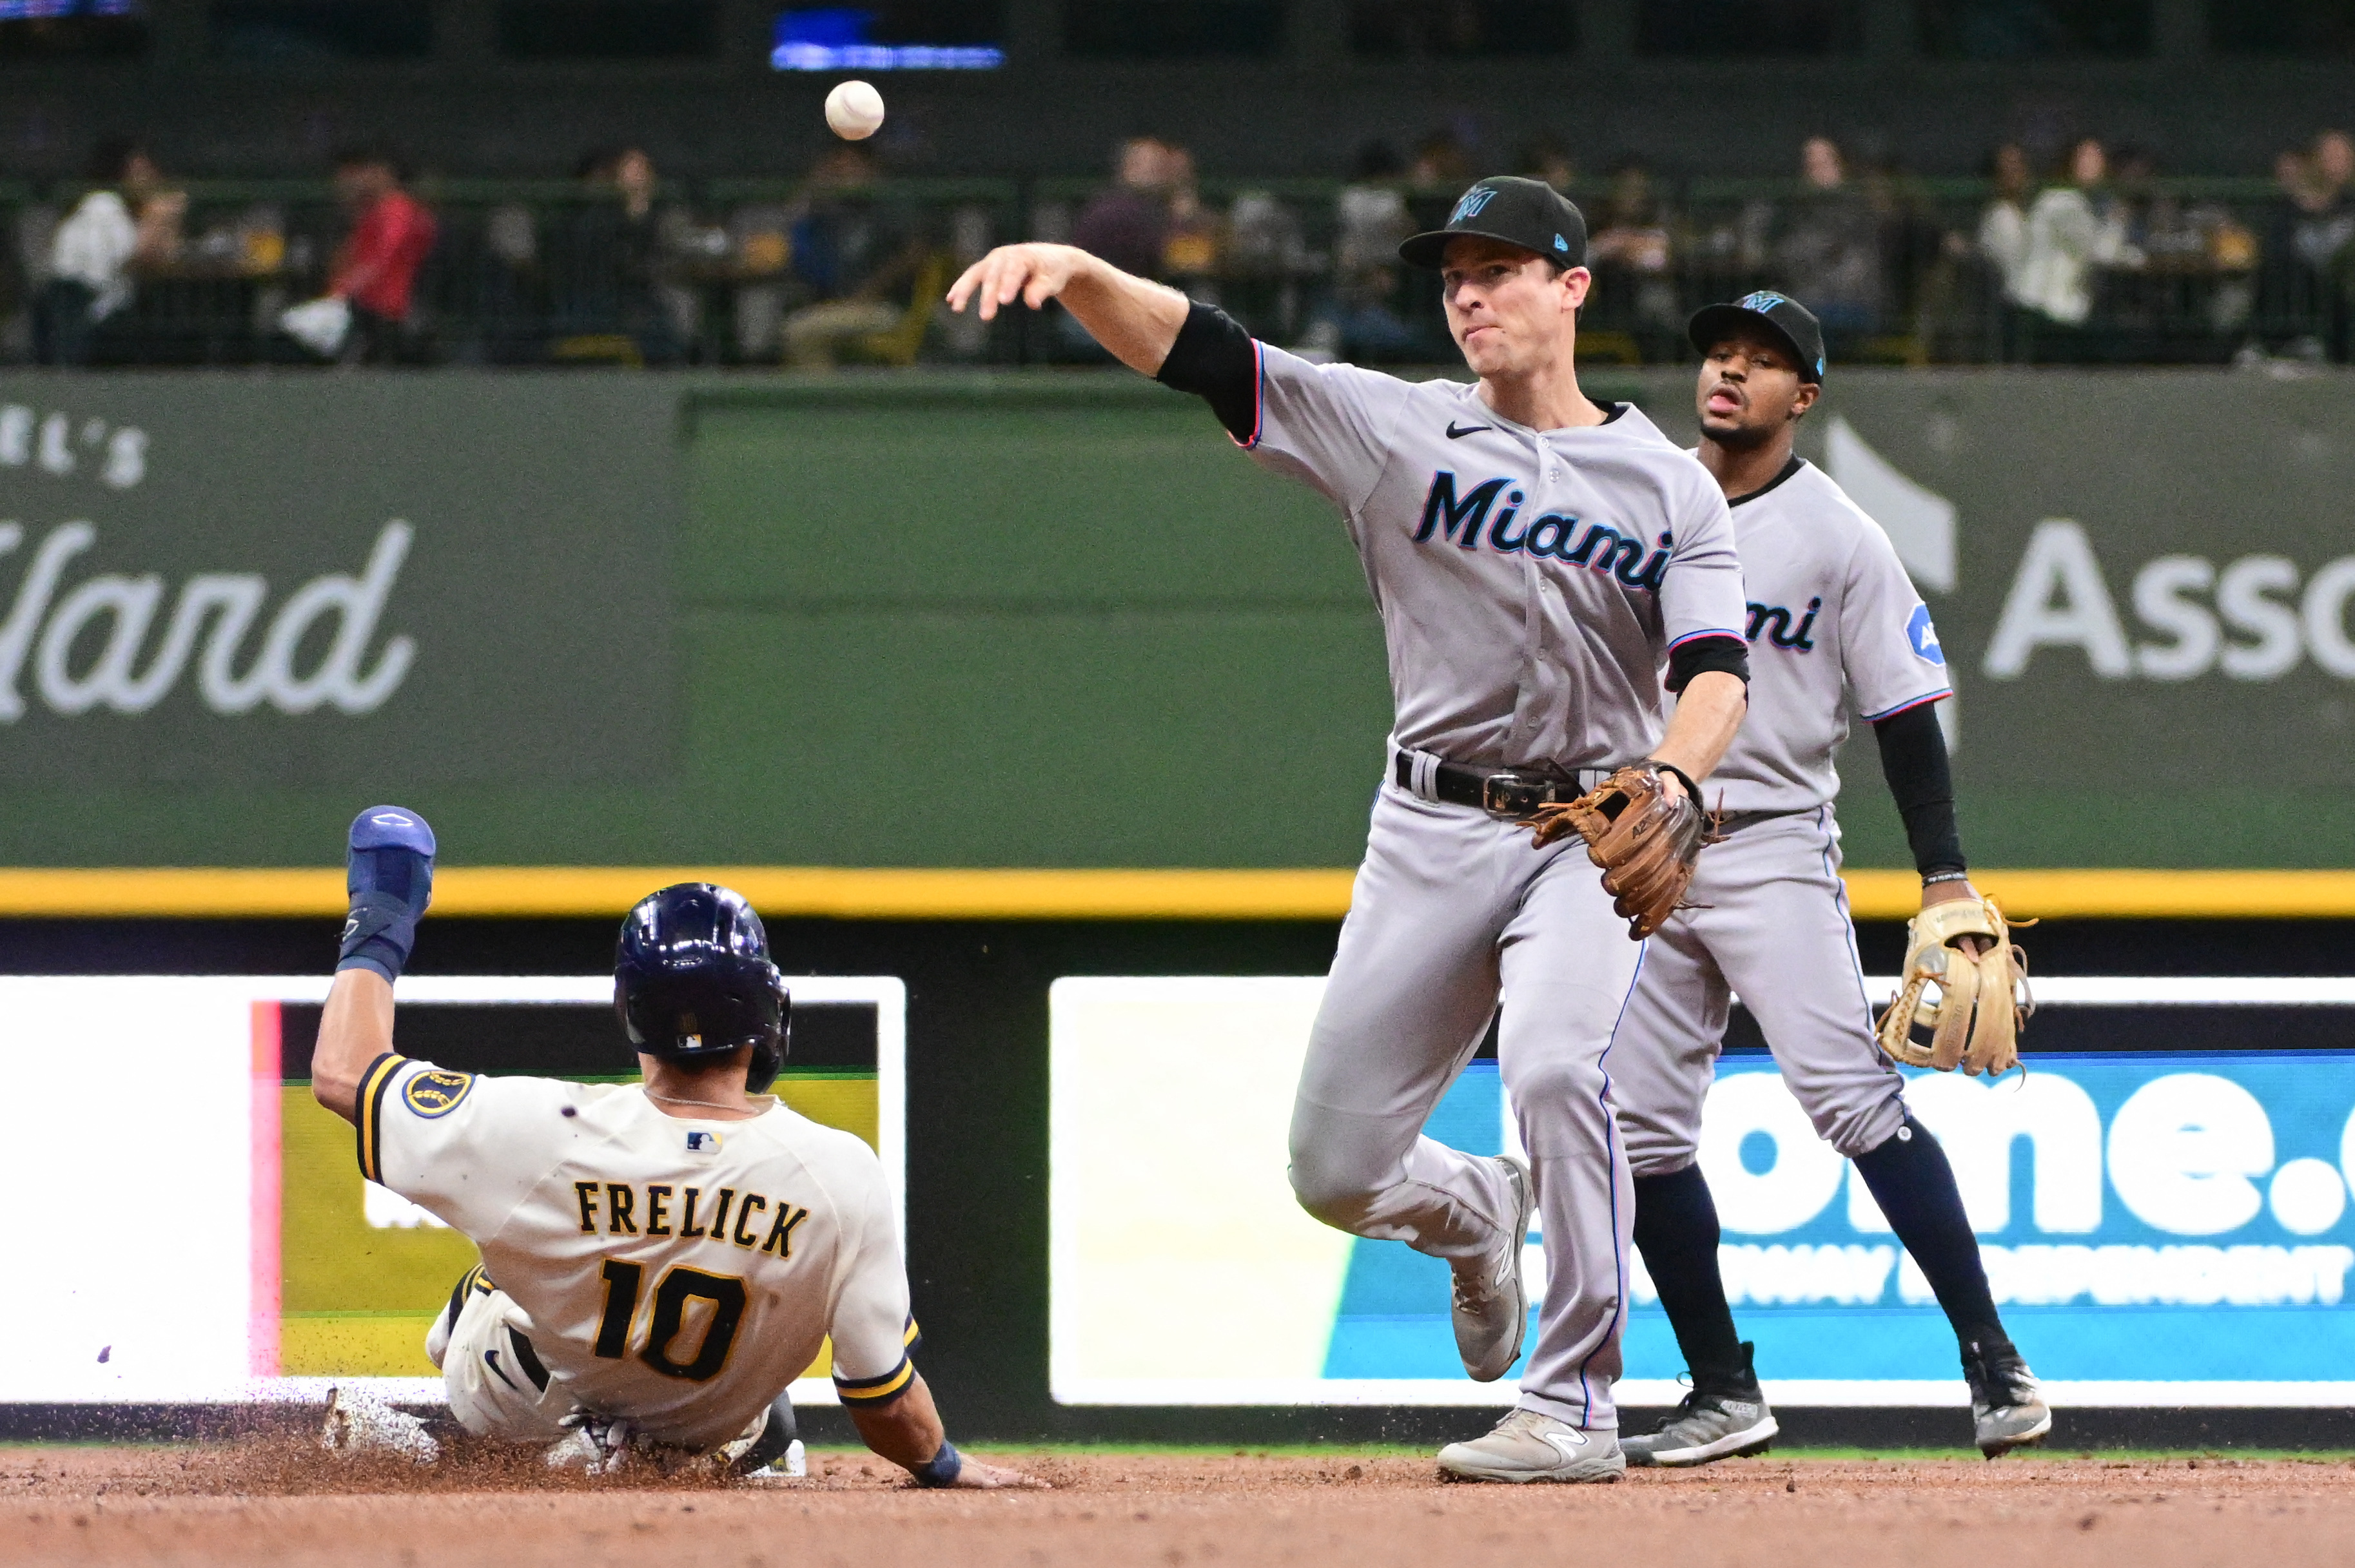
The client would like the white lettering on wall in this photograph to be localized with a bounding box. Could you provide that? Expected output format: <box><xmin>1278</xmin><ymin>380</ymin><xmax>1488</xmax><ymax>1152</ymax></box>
<box><xmin>2107</xmin><ymin>1073</ymin><xmax>2274</xmax><ymax>1236</ymax></box>
<box><xmin>1696</xmin><ymin>1072</ymin><xmax>1850</xmax><ymax>1234</ymax></box>
<box><xmin>0</xmin><ymin>404</ymin><xmax>146</xmax><ymax>488</ymax></box>
<box><xmin>1985</xmin><ymin>521</ymin><xmax>2355</xmax><ymax>682</ymax></box>
<box><xmin>0</xmin><ymin>520</ymin><xmax>415</xmax><ymax>721</ymax></box>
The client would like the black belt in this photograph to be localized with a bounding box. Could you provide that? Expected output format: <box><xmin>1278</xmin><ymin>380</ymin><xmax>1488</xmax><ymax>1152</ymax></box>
<box><xmin>1396</xmin><ymin>750</ymin><xmax>1596</xmax><ymax>818</ymax></box>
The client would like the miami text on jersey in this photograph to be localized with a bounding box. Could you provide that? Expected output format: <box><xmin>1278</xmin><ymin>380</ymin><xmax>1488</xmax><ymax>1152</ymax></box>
<box><xmin>1414</xmin><ymin>470</ymin><xmax>1670</xmax><ymax>590</ymax></box>
<box><xmin>572</xmin><ymin>1180</ymin><xmax>812</xmax><ymax>1258</ymax></box>
<box><xmin>1746</xmin><ymin>597</ymin><xmax>1822</xmax><ymax>651</ymax></box>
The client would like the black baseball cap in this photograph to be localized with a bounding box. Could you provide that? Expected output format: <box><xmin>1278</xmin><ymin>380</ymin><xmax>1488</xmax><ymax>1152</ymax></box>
<box><xmin>1400</xmin><ymin>176</ymin><xmax>1588</xmax><ymax>271</ymax></box>
<box><xmin>1687</xmin><ymin>291</ymin><xmax>1828</xmax><ymax>382</ymax></box>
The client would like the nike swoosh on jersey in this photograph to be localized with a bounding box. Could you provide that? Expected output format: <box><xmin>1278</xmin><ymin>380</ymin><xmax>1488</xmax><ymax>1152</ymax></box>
<box><xmin>1446</xmin><ymin>422</ymin><xmax>1492</xmax><ymax>439</ymax></box>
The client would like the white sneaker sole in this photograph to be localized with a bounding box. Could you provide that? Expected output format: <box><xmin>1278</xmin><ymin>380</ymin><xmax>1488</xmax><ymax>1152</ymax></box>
<box><xmin>1624</xmin><ymin>1413</ymin><xmax>1779</xmax><ymax>1468</ymax></box>
<box><xmin>1458</xmin><ymin>1156</ymin><xmax>1534</xmax><ymax>1384</ymax></box>
<box><xmin>1436</xmin><ymin>1449</ymin><xmax>1626</xmax><ymax>1485</ymax></box>
<box><xmin>1979</xmin><ymin>1406</ymin><xmax>2053</xmax><ymax>1458</ymax></box>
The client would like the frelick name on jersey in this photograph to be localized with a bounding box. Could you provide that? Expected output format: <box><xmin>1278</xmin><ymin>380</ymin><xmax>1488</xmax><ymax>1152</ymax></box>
<box><xmin>1416</xmin><ymin>471</ymin><xmax>1670</xmax><ymax>592</ymax></box>
<box><xmin>572</xmin><ymin>1179</ymin><xmax>811</xmax><ymax>1257</ymax></box>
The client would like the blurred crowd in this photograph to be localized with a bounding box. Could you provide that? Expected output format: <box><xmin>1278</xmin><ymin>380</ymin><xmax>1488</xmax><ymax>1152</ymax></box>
<box><xmin>15</xmin><ymin>125</ymin><xmax>2355</xmax><ymax>369</ymax></box>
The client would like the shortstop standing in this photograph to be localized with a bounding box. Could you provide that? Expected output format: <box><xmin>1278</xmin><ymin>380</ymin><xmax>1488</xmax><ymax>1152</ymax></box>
<box><xmin>1608</xmin><ymin>293</ymin><xmax>2048</xmax><ymax>1465</ymax></box>
<box><xmin>950</xmin><ymin>176</ymin><xmax>1751</xmax><ymax>1481</ymax></box>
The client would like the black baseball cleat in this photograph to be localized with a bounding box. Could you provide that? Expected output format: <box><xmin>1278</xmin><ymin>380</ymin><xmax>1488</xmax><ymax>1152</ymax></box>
<box><xmin>1621</xmin><ymin>1343</ymin><xmax>1778</xmax><ymax>1467</ymax></box>
<box><xmin>1963</xmin><ymin>1338</ymin><xmax>2052</xmax><ymax>1458</ymax></box>
<box><xmin>726</xmin><ymin>1391</ymin><xmax>807</xmax><ymax>1482</ymax></box>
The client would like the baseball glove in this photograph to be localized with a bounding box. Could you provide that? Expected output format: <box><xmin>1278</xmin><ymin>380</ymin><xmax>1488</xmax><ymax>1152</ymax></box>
<box><xmin>1875</xmin><ymin>895</ymin><xmax>2033</xmax><ymax>1076</ymax></box>
<box><xmin>1527</xmin><ymin>761</ymin><xmax>1713</xmax><ymax>940</ymax></box>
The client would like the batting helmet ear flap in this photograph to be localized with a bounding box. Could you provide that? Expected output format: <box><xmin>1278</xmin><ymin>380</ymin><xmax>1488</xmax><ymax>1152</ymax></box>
<box><xmin>745</xmin><ymin>974</ymin><xmax>791</xmax><ymax>1095</ymax></box>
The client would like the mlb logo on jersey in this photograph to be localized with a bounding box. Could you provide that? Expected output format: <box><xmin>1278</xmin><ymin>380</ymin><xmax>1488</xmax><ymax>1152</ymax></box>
<box><xmin>685</xmin><ymin>1130</ymin><xmax>723</xmax><ymax>1154</ymax></box>
<box><xmin>1908</xmin><ymin>603</ymin><xmax>1946</xmax><ymax>665</ymax></box>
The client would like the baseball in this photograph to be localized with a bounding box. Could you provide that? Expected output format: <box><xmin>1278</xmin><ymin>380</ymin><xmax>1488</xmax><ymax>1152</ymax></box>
<box><xmin>825</xmin><ymin>80</ymin><xmax>886</xmax><ymax>141</ymax></box>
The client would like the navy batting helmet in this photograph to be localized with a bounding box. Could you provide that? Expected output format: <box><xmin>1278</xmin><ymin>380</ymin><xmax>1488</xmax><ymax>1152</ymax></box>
<box><xmin>614</xmin><ymin>883</ymin><xmax>790</xmax><ymax>1094</ymax></box>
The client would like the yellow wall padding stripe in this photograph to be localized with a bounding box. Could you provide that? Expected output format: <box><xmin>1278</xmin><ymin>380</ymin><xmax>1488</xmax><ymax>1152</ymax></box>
<box><xmin>0</xmin><ymin>866</ymin><xmax>2352</xmax><ymax>920</ymax></box>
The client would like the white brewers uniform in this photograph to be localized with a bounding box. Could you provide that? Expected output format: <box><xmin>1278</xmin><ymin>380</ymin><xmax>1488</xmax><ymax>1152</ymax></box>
<box><xmin>1243</xmin><ymin>345</ymin><xmax>1747</xmax><ymax>1433</ymax></box>
<box><xmin>1611</xmin><ymin>458</ymin><xmax>1954</xmax><ymax>1176</ymax></box>
<box><xmin>355</xmin><ymin>1052</ymin><xmax>920</xmax><ymax>1451</ymax></box>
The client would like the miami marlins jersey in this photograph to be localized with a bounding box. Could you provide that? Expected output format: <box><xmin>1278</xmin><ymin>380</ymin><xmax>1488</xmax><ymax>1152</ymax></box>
<box><xmin>355</xmin><ymin>1054</ymin><xmax>917</xmax><ymax>1450</ymax></box>
<box><xmin>1244</xmin><ymin>347</ymin><xmax>1746</xmax><ymax>771</ymax></box>
<box><xmin>1701</xmin><ymin>458</ymin><xmax>1951</xmax><ymax>813</ymax></box>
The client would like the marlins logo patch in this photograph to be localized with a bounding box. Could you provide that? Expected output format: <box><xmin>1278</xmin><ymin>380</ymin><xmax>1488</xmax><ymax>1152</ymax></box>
<box><xmin>403</xmin><ymin>1069</ymin><xmax>475</xmax><ymax>1118</ymax></box>
<box><xmin>1451</xmin><ymin>185</ymin><xmax>1499</xmax><ymax>224</ymax></box>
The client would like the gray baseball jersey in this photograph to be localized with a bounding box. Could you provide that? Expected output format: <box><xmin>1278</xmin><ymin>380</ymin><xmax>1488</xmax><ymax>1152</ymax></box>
<box><xmin>1699</xmin><ymin>459</ymin><xmax>1950</xmax><ymax>815</ymax></box>
<box><xmin>1245</xmin><ymin>345</ymin><xmax>1748</xmax><ymax>1433</ymax></box>
<box><xmin>1613</xmin><ymin>457</ymin><xmax>1944</xmax><ymax>1180</ymax></box>
<box><xmin>1245</xmin><ymin>345</ymin><xmax>1748</xmax><ymax>769</ymax></box>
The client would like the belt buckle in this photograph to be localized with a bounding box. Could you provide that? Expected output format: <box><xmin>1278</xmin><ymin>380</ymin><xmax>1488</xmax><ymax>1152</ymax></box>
<box><xmin>1481</xmin><ymin>771</ymin><xmax>1550</xmax><ymax>817</ymax></box>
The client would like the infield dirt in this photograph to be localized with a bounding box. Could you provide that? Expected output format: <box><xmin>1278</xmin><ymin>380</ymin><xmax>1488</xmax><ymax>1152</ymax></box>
<box><xmin>6</xmin><ymin>1442</ymin><xmax>2354</xmax><ymax>1567</ymax></box>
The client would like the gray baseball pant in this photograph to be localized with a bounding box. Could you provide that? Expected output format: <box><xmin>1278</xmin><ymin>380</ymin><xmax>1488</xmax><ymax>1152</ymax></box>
<box><xmin>1287</xmin><ymin>780</ymin><xmax>1643</xmax><ymax>1431</ymax></box>
<box><xmin>1613</xmin><ymin>805</ymin><xmax>1908</xmax><ymax>1177</ymax></box>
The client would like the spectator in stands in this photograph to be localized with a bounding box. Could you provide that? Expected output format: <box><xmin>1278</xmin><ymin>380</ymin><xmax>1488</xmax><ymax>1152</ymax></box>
<box><xmin>329</xmin><ymin>147</ymin><xmax>437</xmax><ymax>363</ymax></box>
<box><xmin>1771</xmin><ymin>135</ymin><xmax>1884</xmax><ymax>337</ymax></box>
<box><xmin>1071</xmin><ymin>137</ymin><xmax>1173</xmax><ymax>278</ymax></box>
<box><xmin>2010</xmin><ymin>136</ymin><xmax>2139</xmax><ymax>361</ymax></box>
<box><xmin>1973</xmin><ymin>142</ymin><xmax>2035</xmax><ymax>304</ymax></box>
<box><xmin>1158</xmin><ymin>146</ymin><xmax>1222</xmax><ymax>295</ymax></box>
<box><xmin>36</xmin><ymin>137</ymin><xmax>183</xmax><ymax>365</ymax></box>
<box><xmin>779</xmin><ymin>142</ymin><xmax>933</xmax><ymax>369</ymax></box>
<box><xmin>1305</xmin><ymin>140</ymin><xmax>1416</xmax><ymax>360</ymax></box>
<box><xmin>1587</xmin><ymin>160</ymin><xmax>1679</xmax><ymax>353</ymax></box>
<box><xmin>2258</xmin><ymin>130</ymin><xmax>2355</xmax><ymax>360</ymax></box>
<box><xmin>549</xmin><ymin>146</ymin><xmax>685</xmax><ymax>365</ymax></box>
<box><xmin>1515</xmin><ymin>137</ymin><xmax>1575</xmax><ymax>194</ymax></box>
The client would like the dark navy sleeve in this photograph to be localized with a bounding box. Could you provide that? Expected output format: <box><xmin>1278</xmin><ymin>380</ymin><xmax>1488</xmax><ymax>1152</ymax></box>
<box><xmin>1155</xmin><ymin>301</ymin><xmax>1260</xmax><ymax>443</ymax></box>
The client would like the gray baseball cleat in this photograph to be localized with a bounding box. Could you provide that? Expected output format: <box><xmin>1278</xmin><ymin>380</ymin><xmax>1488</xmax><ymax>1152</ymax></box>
<box><xmin>1449</xmin><ymin>1155</ymin><xmax>1532</xmax><ymax>1382</ymax></box>
<box><xmin>1621</xmin><ymin>1389</ymin><xmax>1779</xmax><ymax>1467</ymax></box>
<box><xmin>1964</xmin><ymin>1338</ymin><xmax>2053</xmax><ymax>1458</ymax></box>
<box><xmin>1437</xmin><ymin>1408</ymin><xmax>1625</xmax><ymax>1484</ymax></box>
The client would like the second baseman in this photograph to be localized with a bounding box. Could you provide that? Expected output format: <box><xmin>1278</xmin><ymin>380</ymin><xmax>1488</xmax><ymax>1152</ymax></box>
<box><xmin>1610</xmin><ymin>292</ymin><xmax>2050</xmax><ymax>1465</ymax></box>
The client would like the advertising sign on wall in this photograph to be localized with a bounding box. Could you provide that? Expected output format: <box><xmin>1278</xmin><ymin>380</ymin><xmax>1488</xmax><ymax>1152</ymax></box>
<box><xmin>0</xmin><ymin>974</ymin><xmax>904</xmax><ymax>1405</ymax></box>
<box><xmin>1051</xmin><ymin>976</ymin><xmax>2355</xmax><ymax>1407</ymax></box>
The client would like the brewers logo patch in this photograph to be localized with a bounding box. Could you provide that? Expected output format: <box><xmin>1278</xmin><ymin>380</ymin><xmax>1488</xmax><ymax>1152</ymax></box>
<box><xmin>404</xmin><ymin>1069</ymin><xmax>475</xmax><ymax>1118</ymax></box>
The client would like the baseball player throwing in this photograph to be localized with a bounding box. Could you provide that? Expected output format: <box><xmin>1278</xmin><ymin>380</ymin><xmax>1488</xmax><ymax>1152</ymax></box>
<box><xmin>1609</xmin><ymin>293</ymin><xmax>2048</xmax><ymax>1465</ymax></box>
<box><xmin>310</xmin><ymin>805</ymin><xmax>1039</xmax><ymax>1487</ymax></box>
<box><xmin>950</xmin><ymin>177</ymin><xmax>1752</xmax><ymax>1482</ymax></box>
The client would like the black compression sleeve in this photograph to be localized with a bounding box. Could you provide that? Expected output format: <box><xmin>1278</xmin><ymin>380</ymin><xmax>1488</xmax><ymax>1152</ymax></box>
<box><xmin>1154</xmin><ymin>300</ymin><xmax>1259</xmax><ymax>443</ymax></box>
<box><xmin>1872</xmin><ymin>702</ymin><xmax>1966</xmax><ymax>875</ymax></box>
<box><xmin>1666</xmin><ymin>634</ymin><xmax>1750</xmax><ymax>693</ymax></box>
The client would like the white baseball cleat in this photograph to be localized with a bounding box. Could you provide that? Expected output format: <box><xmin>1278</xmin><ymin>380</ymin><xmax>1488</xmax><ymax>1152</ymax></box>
<box><xmin>739</xmin><ymin>1439</ymin><xmax>809</xmax><ymax>1484</ymax></box>
<box><xmin>1451</xmin><ymin>1155</ymin><xmax>1533</xmax><ymax>1382</ymax></box>
<box><xmin>1437</xmin><ymin>1408</ymin><xmax>1625</xmax><ymax>1484</ymax></box>
<box><xmin>319</xmin><ymin>1386</ymin><xmax>440</xmax><ymax>1466</ymax></box>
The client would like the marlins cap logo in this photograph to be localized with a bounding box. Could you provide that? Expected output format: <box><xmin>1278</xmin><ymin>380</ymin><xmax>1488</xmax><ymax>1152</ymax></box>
<box><xmin>404</xmin><ymin>1069</ymin><xmax>475</xmax><ymax>1118</ymax></box>
<box><xmin>1451</xmin><ymin>185</ymin><xmax>1500</xmax><ymax>224</ymax></box>
<box><xmin>1737</xmin><ymin>289</ymin><xmax>1790</xmax><ymax>313</ymax></box>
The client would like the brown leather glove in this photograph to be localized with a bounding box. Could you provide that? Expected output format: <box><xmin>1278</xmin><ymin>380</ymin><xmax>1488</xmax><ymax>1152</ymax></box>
<box><xmin>1875</xmin><ymin>895</ymin><xmax>2033</xmax><ymax>1076</ymax></box>
<box><xmin>1526</xmin><ymin>762</ymin><xmax>1712</xmax><ymax>940</ymax></box>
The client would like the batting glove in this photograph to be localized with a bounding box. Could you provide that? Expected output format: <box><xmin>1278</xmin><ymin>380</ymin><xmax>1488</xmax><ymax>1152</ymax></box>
<box><xmin>340</xmin><ymin>804</ymin><xmax>436</xmax><ymax>983</ymax></box>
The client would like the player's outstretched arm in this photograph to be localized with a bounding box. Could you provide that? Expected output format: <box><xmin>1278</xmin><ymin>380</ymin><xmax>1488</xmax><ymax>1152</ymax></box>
<box><xmin>848</xmin><ymin>1373</ymin><xmax>1046</xmax><ymax>1489</ymax></box>
<box><xmin>313</xmin><ymin>804</ymin><xmax>438</xmax><ymax>1124</ymax></box>
<box><xmin>1645</xmin><ymin>670</ymin><xmax>1747</xmax><ymax>796</ymax></box>
<box><xmin>946</xmin><ymin>243</ymin><xmax>1188</xmax><ymax>376</ymax></box>
<box><xmin>315</xmin><ymin>967</ymin><xmax>393</xmax><ymax>1123</ymax></box>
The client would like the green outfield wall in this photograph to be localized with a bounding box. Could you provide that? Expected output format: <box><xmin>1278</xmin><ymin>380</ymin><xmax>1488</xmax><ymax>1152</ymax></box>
<box><xmin>0</xmin><ymin>368</ymin><xmax>2348</xmax><ymax>873</ymax></box>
